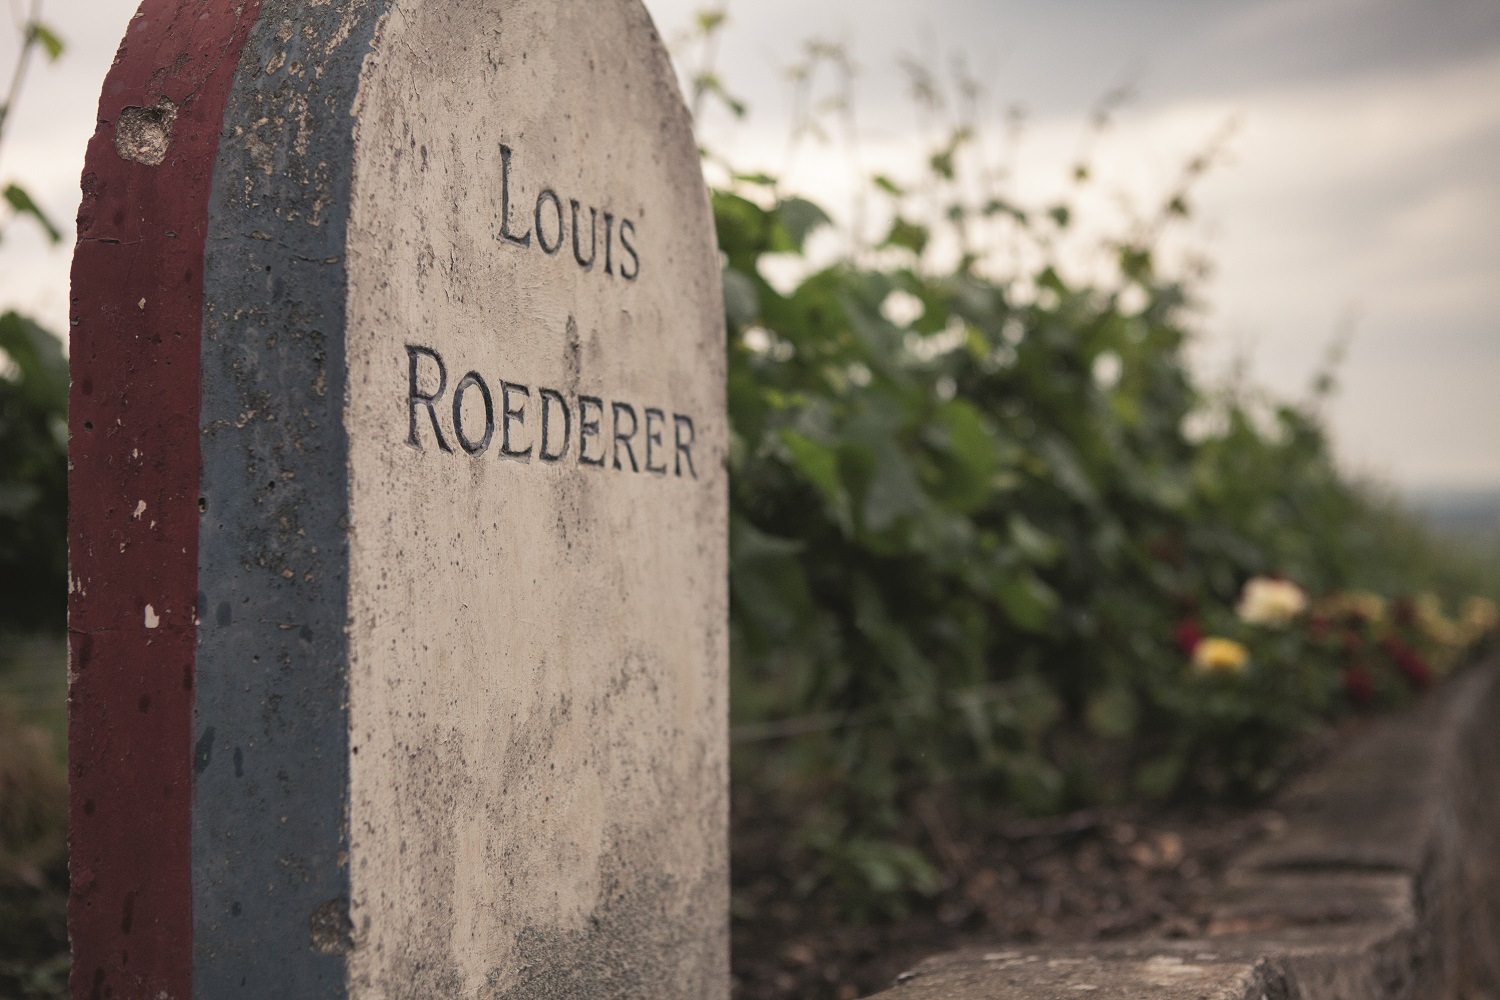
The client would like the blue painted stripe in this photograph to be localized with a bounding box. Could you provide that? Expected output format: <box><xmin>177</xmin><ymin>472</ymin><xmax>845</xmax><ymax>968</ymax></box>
<box><xmin>194</xmin><ymin>2</ymin><xmax>389</xmax><ymax>994</ymax></box>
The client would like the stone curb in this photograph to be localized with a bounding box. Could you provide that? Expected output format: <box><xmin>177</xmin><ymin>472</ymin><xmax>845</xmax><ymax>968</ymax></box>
<box><xmin>869</xmin><ymin>655</ymin><xmax>1500</xmax><ymax>1000</ymax></box>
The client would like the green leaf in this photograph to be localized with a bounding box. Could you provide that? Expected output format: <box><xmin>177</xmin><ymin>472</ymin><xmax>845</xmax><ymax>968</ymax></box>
<box><xmin>729</xmin><ymin>517</ymin><xmax>812</xmax><ymax>645</ymax></box>
<box><xmin>927</xmin><ymin>127</ymin><xmax>971</xmax><ymax>181</ymax></box>
<box><xmin>773</xmin><ymin>197</ymin><xmax>831</xmax><ymax>253</ymax></box>
<box><xmin>872</xmin><ymin>174</ymin><xmax>904</xmax><ymax>196</ymax></box>
<box><xmin>1007</xmin><ymin>675</ymin><xmax>1061</xmax><ymax>737</ymax></box>
<box><xmin>996</xmin><ymin>573</ymin><xmax>1059</xmax><ymax>633</ymax></box>
<box><xmin>931</xmin><ymin>399</ymin><xmax>1001</xmax><ymax>512</ymax></box>
<box><xmin>730</xmin><ymin>516</ymin><xmax>804</xmax><ymax>563</ymax></box>
<box><xmin>28</xmin><ymin>22</ymin><xmax>65</xmax><ymax>61</ymax></box>
<box><xmin>692</xmin><ymin>71</ymin><xmax>747</xmax><ymax>118</ymax></box>
<box><xmin>1037</xmin><ymin>436</ymin><xmax>1100</xmax><ymax>508</ymax></box>
<box><xmin>712</xmin><ymin>191</ymin><xmax>771</xmax><ymax>261</ymax></box>
<box><xmin>982</xmin><ymin>197</ymin><xmax>1027</xmax><ymax>222</ymax></box>
<box><xmin>4</xmin><ymin>184</ymin><xmax>63</xmax><ymax>244</ymax></box>
<box><xmin>881</xmin><ymin>217</ymin><xmax>929</xmax><ymax>256</ymax></box>
<box><xmin>1008</xmin><ymin>514</ymin><xmax>1060</xmax><ymax>566</ymax></box>
<box><xmin>1135</xmin><ymin>755</ymin><xmax>1185</xmax><ymax>799</ymax></box>
<box><xmin>860</xmin><ymin>444</ymin><xmax>923</xmax><ymax>533</ymax></box>
<box><xmin>0</xmin><ymin>311</ymin><xmax>68</xmax><ymax>410</ymax></box>
<box><xmin>695</xmin><ymin>9</ymin><xmax>727</xmax><ymax>34</ymax></box>
<box><xmin>721</xmin><ymin>267</ymin><xmax>760</xmax><ymax>328</ymax></box>
<box><xmin>1085</xmin><ymin>687</ymin><xmax>1139</xmax><ymax>739</ymax></box>
<box><xmin>929</xmin><ymin>149</ymin><xmax>955</xmax><ymax>181</ymax></box>
<box><xmin>0</xmin><ymin>482</ymin><xmax>41</xmax><ymax>518</ymax></box>
<box><xmin>1006</xmin><ymin>755</ymin><xmax>1065</xmax><ymax>815</ymax></box>
<box><xmin>779</xmin><ymin>429</ymin><xmax>851</xmax><ymax>530</ymax></box>
<box><xmin>844</xmin><ymin>838</ymin><xmax>941</xmax><ymax>897</ymax></box>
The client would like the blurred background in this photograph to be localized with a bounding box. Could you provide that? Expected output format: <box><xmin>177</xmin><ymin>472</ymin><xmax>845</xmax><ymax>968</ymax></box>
<box><xmin>3</xmin><ymin>0</ymin><xmax>1498</xmax><ymax>492</ymax></box>
<box><xmin>1</xmin><ymin>2</ymin><xmax>1497</xmax><ymax>998</ymax></box>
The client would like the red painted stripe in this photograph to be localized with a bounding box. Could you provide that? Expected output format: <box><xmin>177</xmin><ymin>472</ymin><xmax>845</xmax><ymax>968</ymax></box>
<box><xmin>68</xmin><ymin>2</ymin><xmax>261</xmax><ymax>997</ymax></box>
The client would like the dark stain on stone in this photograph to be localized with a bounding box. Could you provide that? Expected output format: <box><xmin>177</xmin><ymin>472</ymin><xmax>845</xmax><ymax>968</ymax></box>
<box><xmin>491</xmin><ymin>829</ymin><xmax>726</xmax><ymax>1000</ymax></box>
<box><xmin>563</xmin><ymin>315</ymin><xmax>582</xmax><ymax>393</ymax></box>
<box><xmin>309</xmin><ymin>897</ymin><xmax>354</xmax><ymax>955</ymax></box>
<box><xmin>194</xmin><ymin>726</ymin><xmax>215</xmax><ymax>774</ymax></box>
<box><xmin>373</xmin><ymin>733</ymin><xmax>468</xmax><ymax>999</ymax></box>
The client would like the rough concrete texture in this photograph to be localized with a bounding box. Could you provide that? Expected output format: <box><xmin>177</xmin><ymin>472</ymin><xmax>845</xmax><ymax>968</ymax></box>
<box><xmin>869</xmin><ymin>658</ymin><xmax>1500</xmax><ymax>1000</ymax></box>
<box><xmin>72</xmin><ymin>0</ymin><xmax>723</xmax><ymax>995</ymax></box>
<box><xmin>194</xmin><ymin>0</ymin><xmax>372</xmax><ymax>991</ymax></box>
<box><xmin>342</xmin><ymin>2</ymin><xmax>728</xmax><ymax>999</ymax></box>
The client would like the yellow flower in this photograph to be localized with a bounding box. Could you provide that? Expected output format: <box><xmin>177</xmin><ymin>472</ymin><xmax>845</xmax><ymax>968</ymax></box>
<box><xmin>1414</xmin><ymin>593</ymin><xmax>1462</xmax><ymax>649</ymax></box>
<box><xmin>1193</xmin><ymin>637</ymin><xmax>1250</xmax><ymax>676</ymax></box>
<box><xmin>1461</xmin><ymin>597</ymin><xmax>1499</xmax><ymax>643</ymax></box>
<box><xmin>1344</xmin><ymin>593</ymin><xmax>1386</xmax><ymax>626</ymax></box>
<box><xmin>1320</xmin><ymin>587</ymin><xmax>1386</xmax><ymax>626</ymax></box>
<box><xmin>1236</xmin><ymin>577</ymin><xmax>1307</xmax><ymax>628</ymax></box>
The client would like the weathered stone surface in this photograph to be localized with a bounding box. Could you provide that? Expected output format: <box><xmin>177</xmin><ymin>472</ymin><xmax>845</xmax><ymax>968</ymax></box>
<box><xmin>341</xmin><ymin>3</ymin><xmax>727</xmax><ymax>996</ymax></box>
<box><xmin>866</xmin><ymin>658</ymin><xmax>1500</xmax><ymax>1000</ymax></box>
<box><xmin>1207</xmin><ymin>871</ymin><xmax>1412</xmax><ymax>935</ymax></box>
<box><xmin>881</xmin><ymin>941</ymin><xmax>1295</xmax><ymax>1000</ymax></box>
<box><xmin>70</xmin><ymin>1</ymin><xmax>726</xmax><ymax>997</ymax></box>
<box><xmin>1232</xmin><ymin>688</ymin><xmax>1453</xmax><ymax>875</ymax></box>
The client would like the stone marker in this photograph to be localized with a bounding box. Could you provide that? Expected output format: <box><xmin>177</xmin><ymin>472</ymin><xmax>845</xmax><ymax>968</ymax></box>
<box><xmin>67</xmin><ymin>1</ymin><xmax>727</xmax><ymax>997</ymax></box>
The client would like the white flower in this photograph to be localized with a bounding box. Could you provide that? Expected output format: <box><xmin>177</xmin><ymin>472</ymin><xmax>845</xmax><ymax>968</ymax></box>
<box><xmin>880</xmin><ymin>289</ymin><xmax>925</xmax><ymax>327</ymax></box>
<box><xmin>1236</xmin><ymin>577</ymin><xmax>1307</xmax><ymax>628</ymax></box>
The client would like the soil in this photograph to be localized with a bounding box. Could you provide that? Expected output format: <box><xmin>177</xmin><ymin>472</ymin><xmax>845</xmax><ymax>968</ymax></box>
<box><xmin>729</xmin><ymin>791</ymin><xmax>1293</xmax><ymax>1000</ymax></box>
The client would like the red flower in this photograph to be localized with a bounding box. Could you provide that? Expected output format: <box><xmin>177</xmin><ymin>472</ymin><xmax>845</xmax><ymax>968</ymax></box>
<box><xmin>1342</xmin><ymin>667</ymin><xmax>1374</xmax><ymax>707</ymax></box>
<box><xmin>1380</xmin><ymin>636</ymin><xmax>1432</xmax><ymax>691</ymax></box>
<box><xmin>1307</xmin><ymin>614</ymin><xmax>1331</xmax><ymax>640</ymax></box>
<box><xmin>1396</xmin><ymin>650</ymin><xmax>1432</xmax><ymax>691</ymax></box>
<box><xmin>1173</xmin><ymin>619</ymin><xmax>1203</xmax><ymax>656</ymax></box>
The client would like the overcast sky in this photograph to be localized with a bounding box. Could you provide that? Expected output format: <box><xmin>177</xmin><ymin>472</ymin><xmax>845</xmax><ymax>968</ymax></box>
<box><xmin>1</xmin><ymin>0</ymin><xmax>1496</xmax><ymax>490</ymax></box>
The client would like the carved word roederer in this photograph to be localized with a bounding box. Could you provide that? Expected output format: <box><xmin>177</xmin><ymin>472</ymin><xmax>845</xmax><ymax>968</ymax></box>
<box><xmin>404</xmin><ymin>345</ymin><xmax>697</xmax><ymax>479</ymax></box>
<box><xmin>498</xmin><ymin>144</ymin><xmax>640</xmax><ymax>281</ymax></box>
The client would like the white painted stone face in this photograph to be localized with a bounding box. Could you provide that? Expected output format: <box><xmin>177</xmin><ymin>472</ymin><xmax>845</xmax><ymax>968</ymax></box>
<box><xmin>342</xmin><ymin>2</ymin><xmax>728</xmax><ymax>996</ymax></box>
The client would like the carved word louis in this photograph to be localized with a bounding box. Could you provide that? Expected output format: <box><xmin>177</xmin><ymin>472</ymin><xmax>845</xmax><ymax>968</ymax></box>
<box><xmin>499</xmin><ymin>144</ymin><xmax>640</xmax><ymax>281</ymax></box>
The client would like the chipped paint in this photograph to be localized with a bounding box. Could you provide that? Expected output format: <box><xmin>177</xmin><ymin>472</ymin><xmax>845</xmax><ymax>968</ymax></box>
<box><xmin>114</xmin><ymin>97</ymin><xmax>179</xmax><ymax>166</ymax></box>
<box><xmin>69</xmin><ymin>4</ymin><xmax>265</xmax><ymax>998</ymax></box>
